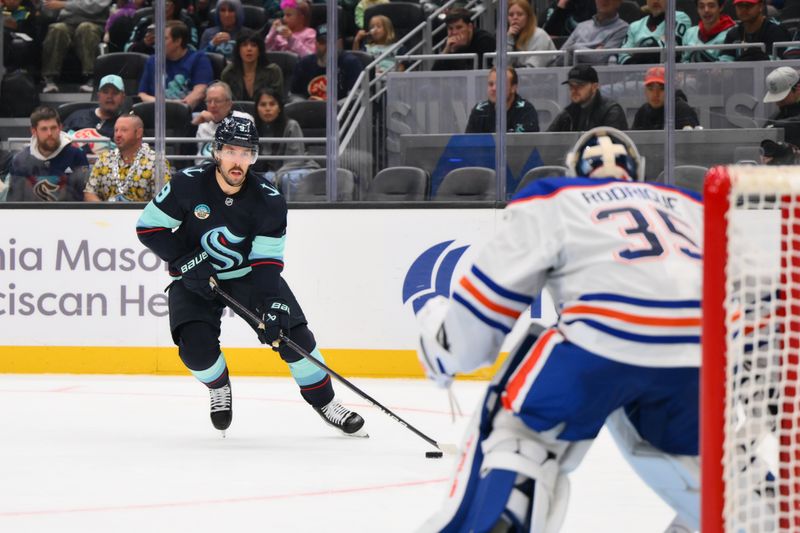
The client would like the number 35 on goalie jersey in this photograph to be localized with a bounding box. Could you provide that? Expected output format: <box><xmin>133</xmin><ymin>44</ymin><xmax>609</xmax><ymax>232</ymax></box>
<box><xmin>445</xmin><ymin>176</ymin><xmax>703</xmax><ymax>372</ymax></box>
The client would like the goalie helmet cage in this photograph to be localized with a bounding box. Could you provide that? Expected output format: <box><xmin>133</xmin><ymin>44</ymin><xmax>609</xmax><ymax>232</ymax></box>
<box><xmin>702</xmin><ymin>165</ymin><xmax>800</xmax><ymax>533</ymax></box>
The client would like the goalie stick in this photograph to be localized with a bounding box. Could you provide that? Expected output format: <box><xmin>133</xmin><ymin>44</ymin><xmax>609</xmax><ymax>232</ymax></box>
<box><xmin>210</xmin><ymin>278</ymin><xmax>459</xmax><ymax>455</ymax></box>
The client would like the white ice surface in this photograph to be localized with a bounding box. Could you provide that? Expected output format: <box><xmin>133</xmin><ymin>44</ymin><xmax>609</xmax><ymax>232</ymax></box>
<box><xmin>0</xmin><ymin>375</ymin><xmax>675</xmax><ymax>532</ymax></box>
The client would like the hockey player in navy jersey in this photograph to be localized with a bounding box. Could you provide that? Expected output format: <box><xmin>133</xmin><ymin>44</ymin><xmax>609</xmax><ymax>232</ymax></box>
<box><xmin>414</xmin><ymin>127</ymin><xmax>702</xmax><ymax>532</ymax></box>
<box><xmin>136</xmin><ymin>115</ymin><xmax>366</xmax><ymax>437</ymax></box>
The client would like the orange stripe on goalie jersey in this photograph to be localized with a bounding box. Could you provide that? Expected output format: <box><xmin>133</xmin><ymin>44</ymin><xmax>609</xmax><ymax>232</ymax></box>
<box><xmin>561</xmin><ymin>305</ymin><xmax>701</xmax><ymax>327</ymax></box>
<box><xmin>459</xmin><ymin>277</ymin><xmax>522</xmax><ymax>319</ymax></box>
<box><xmin>502</xmin><ymin>329</ymin><xmax>558</xmax><ymax>411</ymax></box>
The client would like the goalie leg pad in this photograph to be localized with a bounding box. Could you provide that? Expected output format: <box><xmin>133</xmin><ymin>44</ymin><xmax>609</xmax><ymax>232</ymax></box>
<box><xmin>605</xmin><ymin>408</ymin><xmax>700</xmax><ymax>530</ymax></box>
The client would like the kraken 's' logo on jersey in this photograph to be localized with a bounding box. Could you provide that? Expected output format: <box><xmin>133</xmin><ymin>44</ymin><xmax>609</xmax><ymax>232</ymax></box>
<box><xmin>32</xmin><ymin>178</ymin><xmax>60</xmax><ymax>201</ymax></box>
<box><xmin>201</xmin><ymin>227</ymin><xmax>246</xmax><ymax>271</ymax></box>
<box><xmin>402</xmin><ymin>240</ymin><xmax>469</xmax><ymax>315</ymax></box>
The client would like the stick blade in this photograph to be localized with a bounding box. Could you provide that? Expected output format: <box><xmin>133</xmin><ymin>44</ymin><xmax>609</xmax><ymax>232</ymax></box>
<box><xmin>438</xmin><ymin>443</ymin><xmax>459</xmax><ymax>455</ymax></box>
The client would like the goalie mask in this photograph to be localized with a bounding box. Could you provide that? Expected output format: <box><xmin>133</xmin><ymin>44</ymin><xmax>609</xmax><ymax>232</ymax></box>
<box><xmin>565</xmin><ymin>127</ymin><xmax>645</xmax><ymax>182</ymax></box>
<box><xmin>213</xmin><ymin>115</ymin><xmax>259</xmax><ymax>164</ymax></box>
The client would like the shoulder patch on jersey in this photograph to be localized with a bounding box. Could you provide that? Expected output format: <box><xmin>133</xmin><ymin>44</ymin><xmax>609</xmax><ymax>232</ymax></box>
<box><xmin>194</xmin><ymin>204</ymin><xmax>211</xmax><ymax>219</ymax></box>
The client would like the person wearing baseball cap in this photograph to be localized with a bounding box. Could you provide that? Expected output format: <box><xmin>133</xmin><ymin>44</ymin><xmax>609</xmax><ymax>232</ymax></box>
<box><xmin>548</xmin><ymin>65</ymin><xmax>628</xmax><ymax>132</ymax></box>
<box><xmin>62</xmin><ymin>74</ymin><xmax>127</xmax><ymax>155</ymax></box>
<box><xmin>764</xmin><ymin>67</ymin><xmax>800</xmax><ymax>147</ymax></box>
<box><xmin>632</xmin><ymin>67</ymin><xmax>700</xmax><ymax>130</ymax></box>
<box><xmin>719</xmin><ymin>0</ymin><xmax>792</xmax><ymax>61</ymax></box>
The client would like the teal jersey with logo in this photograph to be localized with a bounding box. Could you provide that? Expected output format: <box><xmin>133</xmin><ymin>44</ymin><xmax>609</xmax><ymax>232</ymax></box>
<box><xmin>617</xmin><ymin>12</ymin><xmax>692</xmax><ymax>64</ymax></box>
<box><xmin>136</xmin><ymin>163</ymin><xmax>286</xmax><ymax>300</ymax></box>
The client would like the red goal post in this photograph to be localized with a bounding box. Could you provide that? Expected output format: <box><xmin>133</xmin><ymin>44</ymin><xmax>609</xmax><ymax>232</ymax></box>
<box><xmin>703</xmin><ymin>165</ymin><xmax>800</xmax><ymax>532</ymax></box>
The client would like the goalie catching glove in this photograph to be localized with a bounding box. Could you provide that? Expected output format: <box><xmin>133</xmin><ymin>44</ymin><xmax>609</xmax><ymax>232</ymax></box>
<box><xmin>416</xmin><ymin>296</ymin><xmax>459</xmax><ymax>388</ymax></box>
<box><xmin>258</xmin><ymin>297</ymin><xmax>291</xmax><ymax>350</ymax></box>
<box><xmin>169</xmin><ymin>248</ymin><xmax>217</xmax><ymax>300</ymax></box>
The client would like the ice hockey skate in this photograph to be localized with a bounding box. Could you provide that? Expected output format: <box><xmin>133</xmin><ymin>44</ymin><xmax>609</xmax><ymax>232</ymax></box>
<box><xmin>209</xmin><ymin>382</ymin><xmax>232</xmax><ymax>437</ymax></box>
<box><xmin>314</xmin><ymin>398</ymin><xmax>368</xmax><ymax>437</ymax></box>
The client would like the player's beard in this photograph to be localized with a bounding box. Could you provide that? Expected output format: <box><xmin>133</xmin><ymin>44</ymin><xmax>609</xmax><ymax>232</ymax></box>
<box><xmin>219</xmin><ymin>162</ymin><xmax>247</xmax><ymax>189</ymax></box>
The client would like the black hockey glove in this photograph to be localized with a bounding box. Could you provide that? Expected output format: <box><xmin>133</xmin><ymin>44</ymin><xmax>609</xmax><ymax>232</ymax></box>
<box><xmin>258</xmin><ymin>298</ymin><xmax>291</xmax><ymax>350</ymax></box>
<box><xmin>169</xmin><ymin>248</ymin><xmax>217</xmax><ymax>300</ymax></box>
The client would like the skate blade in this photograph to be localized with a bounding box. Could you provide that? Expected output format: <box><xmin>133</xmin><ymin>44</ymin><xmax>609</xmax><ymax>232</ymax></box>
<box><xmin>343</xmin><ymin>427</ymin><xmax>369</xmax><ymax>438</ymax></box>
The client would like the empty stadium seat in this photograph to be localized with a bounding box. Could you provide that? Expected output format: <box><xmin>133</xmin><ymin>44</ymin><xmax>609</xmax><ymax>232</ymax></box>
<box><xmin>92</xmin><ymin>52</ymin><xmax>149</xmax><ymax>96</ymax></box>
<box><xmin>290</xmin><ymin>168</ymin><xmax>356</xmax><ymax>201</ymax></box>
<box><xmin>656</xmin><ymin>165</ymin><xmax>709</xmax><ymax>193</ymax></box>
<box><xmin>206</xmin><ymin>52</ymin><xmax>228</xmax><ymax>81</ymax></box>
<box><xmin>514</xmin><ymin>165</ymin><xmax>569</xmax><ymax>195</ymax></box>
<box><xmin>366</xmin><ymin>166</ymin><xmax>428</xmax><ymax>201</ymax></box>
<box><xmin>265</xmin><ymin>51</ymin><xmax>299</xmax><ymax>98</ymax></box>
<box><xmin>232</xmin><ymin>100</ymin><xmax>256</xmax><ymax>117</ymax></box>
<box><xmin>435</xmin><ymin>167</ymin><xmax>496</xmax><ymax>201</ymax></box>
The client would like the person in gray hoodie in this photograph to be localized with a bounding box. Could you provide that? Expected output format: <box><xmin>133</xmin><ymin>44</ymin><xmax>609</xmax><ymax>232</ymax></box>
<box><xmin>551</xmin><ymin>0</ymin><xmax>629</xmax><ymax>66</ymax></box>
<box><xmin>6</xmin><ymin>106</ymin><xmax>89</xmax><ymax>202</ymax></box>
<box><xmin>40</xmin><ymin>0</ymin><xmax>113</xmax><ymax>94</ymax></box>
<box><xmin>199</xmin><ymin>0</ymin><xmax>245</xmax><ymax>60</ymax></box>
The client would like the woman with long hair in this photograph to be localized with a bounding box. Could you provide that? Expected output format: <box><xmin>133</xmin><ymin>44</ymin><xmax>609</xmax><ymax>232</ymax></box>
<box><xmin>221</xmin><ymin>29</ymin><xmax>284</xmax><ymax>101</ymax></box>
<box><xmin>507</xmin><ymin>0</ymin><xmax>556</xmax><ymax>68</ymax></box>
<box><xmin>252</xmin><ymin>87</ymin><xmax>318</xmax><ymax>191</ymax></box>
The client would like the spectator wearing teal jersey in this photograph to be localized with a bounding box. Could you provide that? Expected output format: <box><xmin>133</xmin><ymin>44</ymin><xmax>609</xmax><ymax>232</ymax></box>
<box><xmin>615</xmin><ymin>0</ymin><xmax>692</xmax><ymax>64</ymax></box>
<box><xmin>681</xmin><ymin>0</ymin><xmax>736</xmax><ymax>62</ymax></box>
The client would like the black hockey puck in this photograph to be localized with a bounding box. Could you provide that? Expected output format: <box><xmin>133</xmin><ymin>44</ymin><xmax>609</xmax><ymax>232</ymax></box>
<box><xmin>425</xmin><ymin>451</ymin><xmax>444</xmax><ymax>458</ymax></box>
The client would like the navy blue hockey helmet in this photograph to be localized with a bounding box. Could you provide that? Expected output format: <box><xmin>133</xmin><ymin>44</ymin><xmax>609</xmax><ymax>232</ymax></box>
<box><xmin>214</xmin><ymin>115</ymin><xmax>259</xmax><ymax>152</ymax></box>
<box><xmin>565</xmin><ymin>127</ymin><xmax>645</xmax><ymax>182</ymax></box>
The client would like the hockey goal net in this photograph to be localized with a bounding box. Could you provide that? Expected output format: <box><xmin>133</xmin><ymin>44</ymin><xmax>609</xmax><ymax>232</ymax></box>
<box><xmin>703</xmin><ymin>165</ymin><xmax>800</xmax><ymax>533</ymax></box>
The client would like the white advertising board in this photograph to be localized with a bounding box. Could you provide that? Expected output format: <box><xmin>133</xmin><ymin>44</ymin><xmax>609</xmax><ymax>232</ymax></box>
<box><xmin>0</xmin><ymin>209</ymin><xmax>555</xmax><ymax>353</ymax></box>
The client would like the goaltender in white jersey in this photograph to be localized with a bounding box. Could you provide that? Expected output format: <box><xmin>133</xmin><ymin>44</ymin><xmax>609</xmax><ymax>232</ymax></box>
<box><xmin>414</xmin><ymin>128</ymin><xmax>703</xmax><ymax>533</ymax></box>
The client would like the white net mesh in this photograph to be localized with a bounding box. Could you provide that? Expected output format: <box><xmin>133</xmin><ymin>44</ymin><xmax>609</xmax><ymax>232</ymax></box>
<box><xmin>723</xmin><ymin>166</ymin><xmax>800</xmax><ymax>532</ymax></box>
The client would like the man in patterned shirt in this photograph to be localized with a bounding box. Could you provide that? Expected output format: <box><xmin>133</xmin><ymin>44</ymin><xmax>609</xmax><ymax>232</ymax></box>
<box><xmin>84</xmin><ymin>114</ymin><xmax>171</xmax><ymax>202</ymax></box>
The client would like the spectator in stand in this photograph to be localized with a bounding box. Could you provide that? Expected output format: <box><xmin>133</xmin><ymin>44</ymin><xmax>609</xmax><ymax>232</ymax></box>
<box><xmin>265</xmin><ymin>0</ymin><xmax>316</xmax><ymax>57</ymax></box>
<box><xmin>41</xmin><ymin>0</ymin><xmax>112</xmax><ymax>94</ymax></box>
<box><xmin>506</xmin><ymin>0</ymin><xmax>557</xmax><ymax>68</ymax></box>
<box><xmin>760</xmin><ymin>139</ymin><xmax>797</xmax><ymax>165</ymax></box>
<box><xmin>681</xmin><ymin>0</ymin><xmax>736</xmax><ymax>62</ymax></box>
<box><xmin>542</xmin><ymin>0</ymin><xmax>596</xmax><ymax>37</ymax></box>
<box><xmin>466</xmin><ymin>66</ymin><xmax>539</xmax><ymax>133</ymax></box>
<box><xmin>354</xmin><ymin>0</ymin><xmax>388</xmax><ymax>30</ymax></box>
<box><xmin>103</xmin><ymin>0</ymin><xmax>138</xmax><ymax>54</ymax></box>
<box><xmin>221</xmin><ymin>29</ymin><xmax>284</xmax><ymax>101</ymax></box>
<box><xmin>763</xmin><ymin>67</ymin><xmax>800</xmax><ymax>147</ymax></box>
<box><xmin>138</xmin><ymin>20</ymin><xmax>213</xmax><ymax>110</ymax></box>
<box><xmin>720</xmin><ymin>0</ymin><xmax>791</xmax><ymax>60</ymax></box>
<box><xmin>2</xmin><ymin>0</ymin><xmax>33</xmax><ymax>34</ymax></box>
<box><xmin>2</xmin><ymin>0</ymin><xmax>34</xmax><ymax>70</ymax></box>
<box><xmin>199</xmin><ymin>0</ymin><xmax>244</xmax><ymax>60</ymax></box>
<box><xmin>352</xmin><ymin>15</ymin><xmax>405</xmax><ymax>75</ymax></box>
<box><xmin>6</xmin><ymin>106</ymin><xmax>89</xmax><ymax>202</ymax></box>
<box><xmin>252</xmin><ymin>87</ymin><xmax>319</xmax><ymax>190</ymax></box>
<box><xmin>548</xmin><ymin>64</ymin><xmax>628</xmax><ymax>132</ymax></box>
<box><xmin>126</xmin><ymin>0</ymin><xmax>199</xmax><ymax>54</ymax></box>
<box><xmin>290</xmin><ymin>25</ymin><xmax>363</xmax><ymax>101</ymax></box>
<box><xmin>552</xmin><ymin>0</ymin><xmax>629</xmax><ymax>66</ymax></box>
<box><xmin>193</xmin><ymin>81</ymin><xmax>255</xmax><ymax>158</ymax></box>
<box><xmin>263</xmin><ymin>0</ymin><xmax>282</xmax><ymax>22</ymax></box>
<box><xmin>63</xmin><ymin>75</ymin><xmax>128</xmax><ymax>156</ymax></box>
<box><xmin>85</xmin><ymin>114</ymin><xmax>170</xmax><ymax>202</ymax></box>
<box><xmin>632</xmin><ymin>67</ymin><xmax>699</xmax><ymax>130</ymax></box>
<box><xmin>616</xmin><ymin>0</ymin><xmax>692</xmax><ymax>64</ymax></box>
<box><xmin>432</xmin><ymin>7</ymin><xmax>495</xmax><ymax>71</ymax></box>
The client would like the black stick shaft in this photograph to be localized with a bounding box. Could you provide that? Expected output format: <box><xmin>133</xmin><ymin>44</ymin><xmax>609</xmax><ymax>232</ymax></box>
<box><xmin>211</xmin><ymin>280</ymin><xmax>446</xmax><ymax>451</ymax></box>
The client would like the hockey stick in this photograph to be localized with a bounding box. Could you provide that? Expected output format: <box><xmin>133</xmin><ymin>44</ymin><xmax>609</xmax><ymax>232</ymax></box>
<box><xmin>210</xmin><ymin>279</ymin><xmax>459</xmax><ymax>455</ymax></box>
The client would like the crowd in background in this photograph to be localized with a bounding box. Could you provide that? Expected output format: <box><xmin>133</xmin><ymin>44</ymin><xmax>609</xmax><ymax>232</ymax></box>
<box><xmin>0</xmin><ymin>0</ymin><xmax>799</xmax><ymax>202</ymax></box>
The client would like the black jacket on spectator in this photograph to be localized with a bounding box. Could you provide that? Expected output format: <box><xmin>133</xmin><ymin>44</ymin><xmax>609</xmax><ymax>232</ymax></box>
<box><xmin>466</xmin><ymin>94</ymin><xmax>540</xmax><ymax>133</ymax></box>
<box><xmin>766</xmin><ymin>101</ymin><xmax>800</xmax><ymax>147</ymax></box>
<box><xmin>432</xmin><ymin>28</ymin><xmax>496</xmax><ymax>71</ymax></box>
<box><xmin>720</xmin><ymin>18</ymin><xmax>791</xmax><ymax>61</ymax></box>
<box><xmin>547</xmin><ymin>92</ymin><xmax>628</xmax><ymax>132</ymax></box>
<box><xmin>542</xmin><ymin>0</ymin><xmax>596</xmax><ymax>37</ymax></box>
<box><xmin>632</xmin><ymin>92</ymin><xmax>699</xmax><ymax>130</ymax></box>
<box><xmin>126</xmin><ymin>11</ymin><xmax>200</xmax><ymax>53</ymax></box>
